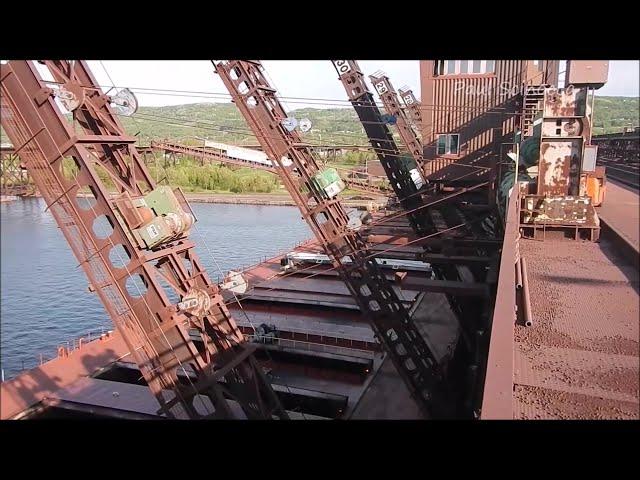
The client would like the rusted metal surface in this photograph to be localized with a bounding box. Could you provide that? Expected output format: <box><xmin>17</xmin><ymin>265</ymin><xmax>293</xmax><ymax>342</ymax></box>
<box><xmin>419</xmin><ymin>60</ymin><xmax>559</xmax><ymax>181</ymax></box>
<box><xmin>480</xmin><ymin>187</ymin><xmax>518</xmax><ymax>419</ymax></box>
<box><xmin>216</xmin><ymin>59</ymin><xmax>452</xmax><ymax>418</ymax></box>
<box><xmin>520</xmin><ymin>85</ymin><xmax>602</xmax><ymax>240</ymax></box>
<box><xmin>538</xmin><ymin>87</ymin><xmax>591</xmax><ymax>197</ymax></box>
<box><xmin>565</xmin><ymin>61</ymin><xmax>609</xmax><ymax>88</ymax></box>
<box><xmin>542</xmin><ymin>87</ymin><xmax>588</xmax><ymax>118</ymax></box>
<box><xmin>538</xmin><ymin>139</ymin><xmax>581</xmax><ymax>196</ymax></box>
<box><xmin>0</xmin><ymin>60</ymin><xmax>286</xmax><ymax>419</ymax></box>
<box><xmin>1</xmin><ymin>330</ymin><xmax>131</xmax><ymax>419</ymax></box>
<box><xmin>596</xmin><ymin>181</ymin><xmax>640</xmax><ymax>269</ymax></box>
<box><xmin>514</xmin><ymin>236</ymin><xmax>639</xmax><ymax>419</ymax></box>
<box><xmin>398</xmin><ymin>86</ymin><xmax>422</xmax><ymax>131</ymax></box>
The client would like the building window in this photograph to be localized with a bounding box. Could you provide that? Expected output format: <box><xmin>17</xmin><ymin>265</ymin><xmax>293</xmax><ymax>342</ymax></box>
<box><xmin>434</xmin><ymin>60</ymin><xmax>496</xmax><ymax>76</ymax></box>
<box><xmin>437</xmin><ymin>134</ymin><xmax>460</xmax><ymax>155</ymax></box>
<box><xmin>446</xmin><ymin>60</ymin><xmax>456</xmax><ymax>74</ymax></box>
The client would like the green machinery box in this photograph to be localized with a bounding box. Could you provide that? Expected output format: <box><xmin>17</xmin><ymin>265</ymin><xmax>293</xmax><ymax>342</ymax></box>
<box><xmin>309</xmin><ymin>168</ymin><xmax>346</xmax><ymax>199</ymax></box>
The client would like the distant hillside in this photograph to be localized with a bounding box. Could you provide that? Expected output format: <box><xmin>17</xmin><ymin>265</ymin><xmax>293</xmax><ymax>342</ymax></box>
<box><xmin>100</xmin><ymin>96</ymin><xmax>640</xmax><ymax>141</ymax></box>
<box><xmin>121</xmin><ymin>97</ymin><xmax>639</xmax><ymax>141</ymax></box>
<box><xmin>2</xmin><ymin>97</ymin><xmax>637</xmax><ymax>145</ymax></box>
<box><xmin>0</xmin><ymin>103</ymin><xmax>370</xmax><ymax>146</ymax></box>
<box><xmin>592</xmin><ymin>96</ymin><xmax>639</xmax><ymax>135</ymax></box>
<box><xmin>118</xmin><ymin>103</ymin><xmax>370</xmax><ymax>146</ymax></box>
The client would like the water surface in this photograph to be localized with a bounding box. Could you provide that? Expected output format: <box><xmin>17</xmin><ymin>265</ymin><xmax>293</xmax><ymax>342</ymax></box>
<box><xmin>0</xmin><ymin>198</ymin><xmax>310</xmax><ymax>378</ymax></box>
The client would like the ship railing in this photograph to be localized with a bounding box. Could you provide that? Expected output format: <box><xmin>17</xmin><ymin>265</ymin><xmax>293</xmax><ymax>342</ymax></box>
<box><xmin>243</xmin><ymin>332</ymin><xmax>377</xmax><ymax>357</ymax></box>
<box><xmin>3</xmin><ymin>325</ymin><xmax>112</xmax><ymax>381</ymax></box>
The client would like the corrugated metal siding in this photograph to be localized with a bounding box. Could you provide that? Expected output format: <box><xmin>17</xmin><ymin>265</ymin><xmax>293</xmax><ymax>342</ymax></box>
<box><xmin>420</xmin><ymin>60</ymin><xmax>558</xmax><ymax>181</ymax></box>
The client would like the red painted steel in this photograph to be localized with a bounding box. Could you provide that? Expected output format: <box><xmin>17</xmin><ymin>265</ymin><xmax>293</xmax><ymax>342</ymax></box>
<box><xmin>0</xmin><ymin>60</ymin><xmax>286</xmax><ymax>419</ymax></box>
<box><xmin>480</xmin><ymin>187</ymin><xmax>518</xmax><ymax>419</ymax></box>
<box><xmin>215</xmin><ymin>60</ymin><xmax>452</xmax><ymax>418</ymax></box>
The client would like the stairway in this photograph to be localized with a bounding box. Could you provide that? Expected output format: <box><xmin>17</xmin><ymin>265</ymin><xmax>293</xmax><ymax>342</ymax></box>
<box><xmin>522</xmin><ymin>85</ymin><xmax>546</xmax><ymax>138</ymax></box>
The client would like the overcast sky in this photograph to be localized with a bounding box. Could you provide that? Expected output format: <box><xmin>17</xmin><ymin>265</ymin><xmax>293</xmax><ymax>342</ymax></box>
<box><xmin>84</xmin><ymin>60</ymin><xmax>639</xmax><ymax>108</ymax></box>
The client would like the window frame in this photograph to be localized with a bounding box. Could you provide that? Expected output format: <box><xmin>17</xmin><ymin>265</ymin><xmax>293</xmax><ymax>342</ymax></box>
<box><xmin>434</xmin><ymin>60</ymin><xmax>496</xmax><ymax>76</ymax></box>
<box><xmin>436</xmin><ymin>133</ymin><xmax>461</xmax><ymax>156</ymax></box>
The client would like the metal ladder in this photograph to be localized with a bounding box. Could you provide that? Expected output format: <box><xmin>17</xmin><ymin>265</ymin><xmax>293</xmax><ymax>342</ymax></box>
<box><xmin>522</xmin><ymin>85</ymin><xmax>546</xmax><ymax>138</ymax></box>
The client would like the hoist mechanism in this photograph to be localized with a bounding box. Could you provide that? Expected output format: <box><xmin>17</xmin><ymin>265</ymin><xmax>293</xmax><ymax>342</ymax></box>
<box><xmin>53</xmin><ymin>83</ymin><xmax>138</xmax><ymax>117</ymax></box>
<box><xmin>0</xmin><ymin>60</ymin><xmax>288</xmax><ymax>420</ymax></box>
<box><xmin>214</xmin><ymin>60</ymin><xmax>455</xmax><ymax>419</ymax></box>
<box><xmin>113</xmin><ymin>185</ymin><xmax>195</xmax><ymax>250</ymax></box>
<box><xmin>110</xmin><ymin>88</ymin><xmax>138</xmax><ymax>117</ymax></box>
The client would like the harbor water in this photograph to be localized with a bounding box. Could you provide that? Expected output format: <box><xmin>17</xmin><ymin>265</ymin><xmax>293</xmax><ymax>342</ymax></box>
<box><xmin>0</xmin><ymin>197</ymin><xmax>311</xmax><ymax>379</ymax></box>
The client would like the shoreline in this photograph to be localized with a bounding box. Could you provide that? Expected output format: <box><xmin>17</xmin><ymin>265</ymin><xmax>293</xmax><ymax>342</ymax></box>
<box><xmin>183</xmin><ymin>192</ymin><xmax>388</xmax><ymax>208</ymax></box>
<box><xmin>6</xmin><ymin>191</ymin><xmax>388</xmax><ymax>209</ymax></box>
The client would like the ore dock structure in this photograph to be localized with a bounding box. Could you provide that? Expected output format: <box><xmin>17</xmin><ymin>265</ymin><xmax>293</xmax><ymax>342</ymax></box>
<box><xmin>0</xmin><ymin>60</ymin><xmax>637</xmax><ymax>420</ymax></box>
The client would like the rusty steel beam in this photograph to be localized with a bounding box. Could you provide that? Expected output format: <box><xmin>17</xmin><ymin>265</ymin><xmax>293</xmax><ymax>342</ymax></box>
<box><xmin>149</xmin><ymin>140</ymin><xmax>277</xmax><ymax>173</ymax></box>
<box><xmin>480</xmin><ymin>188</ymin><xmax>518</xmax><ymax>419</ymax></box>
<box><xmin>0</xmin><ymin>60</ymin><xmax>286</xmax><ymax>420</ymax></box>
<box><xmin>369</xmin><ymin>72</ymin><xmax>425</xmax><ymax>173</ymax></box>
<box><xmin>1</xmin><ymin>152</ymin><xmax>33</xmax><ymax>195</ymax></box>
<box><xmin>398</xmin><ymin>86</ymin><xmax>423</xmax><ymax>132</ymax></box>
<box><xmin>149</xmin><ymin>141</ymin><xmax>392</xmax><ymax>196</ymax></box>
<box><xmin>332</xmin><ymin>60</ymin><xmax>430</xmax><ymax>232</ymax></box>
<box><xmin>396</xmin><ymin>277</ymin><xmax>490</xmax><ymax>297</ymax></box>
<box><xmin>215</xmin><ymin>60</ymin><xmax>455</xmax><ymax>418</ymax></box>
<box><xmin>520</xmin><ymin>257</ymin><xmax>533</xmax><ymax>327</ymax></box>
<box><xmin>414</xmin><ymin>253</ymin><xmax>493</xmax><ymax>266</ymax></box>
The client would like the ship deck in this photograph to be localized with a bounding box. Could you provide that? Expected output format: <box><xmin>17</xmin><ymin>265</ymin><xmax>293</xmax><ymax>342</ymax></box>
<box><xmin>2</xmin><ymin>213</ymin><xmax>460</xmax><ymax>420</ymax></box>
